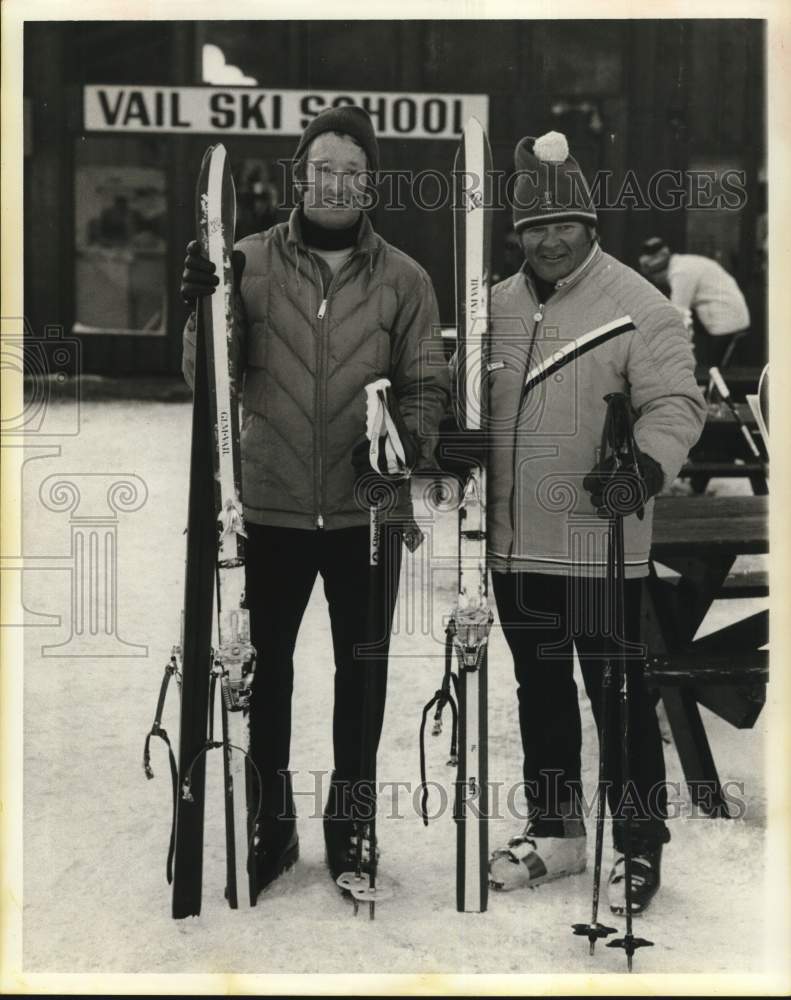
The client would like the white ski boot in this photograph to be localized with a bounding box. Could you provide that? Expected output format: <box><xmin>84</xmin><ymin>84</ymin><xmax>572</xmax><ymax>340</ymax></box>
<box><xmin>489</xmin><ymin>816</ymin><xmax>586</xmax><ymax>891</ymax></box>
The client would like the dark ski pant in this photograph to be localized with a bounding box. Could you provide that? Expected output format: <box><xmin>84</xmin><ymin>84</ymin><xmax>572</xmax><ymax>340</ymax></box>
<box><xmin>491</xmin><ymin>571</ymin><xmax>670</xmax><ymax>854</ymax></box>
<box><xmin>244</xmin><ymin>523</ymin><xmax>402</xmax><ymax>826</ymax></box>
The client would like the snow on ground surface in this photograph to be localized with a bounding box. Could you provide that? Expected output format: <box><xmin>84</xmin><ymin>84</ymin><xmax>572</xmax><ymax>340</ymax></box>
<box><xmin>20</xmin><ymin>399</ymin><xmax>771</xmax><ymax>977</ymax></box>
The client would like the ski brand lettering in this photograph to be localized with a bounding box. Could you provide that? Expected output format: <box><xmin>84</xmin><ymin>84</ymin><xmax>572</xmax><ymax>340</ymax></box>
<box><xmin>469</xmin><ymin>276</ymin><xmax>480</xmax><ymax>317</ymax></box>
<box><xmin>219</xmin><ymin>410</ymin><xmax>231</xmax><ymax>454</ymax></box>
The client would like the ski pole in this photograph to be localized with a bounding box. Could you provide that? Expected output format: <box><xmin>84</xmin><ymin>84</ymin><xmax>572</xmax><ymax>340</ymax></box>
<box><xmin>338</xmin><ymin>378</ymin><xmax>409</xmax><ymax>916</ymax></box>
<box><xmin>605</xmin><ymin>508</ymin><xmax>652</xmax><ymax>970</ymax></box>
<box><xmin>709</xmin><ymin>366</ymin><xmax>762</xmax><ymax>459</ymax></box>
<box><xmin>572</xmin><ymin>426</ymin><xmax>624</xmax><ymax>952</ymax></box>
<box><xmin>571</xmin><ymin>557</ymin><xmax>616</xmax><ymax>951</ymax></box>
<box><xmin>595</xmin><ymin>393</ymin><xmax>653</xmax><ymax>971</ymax></box>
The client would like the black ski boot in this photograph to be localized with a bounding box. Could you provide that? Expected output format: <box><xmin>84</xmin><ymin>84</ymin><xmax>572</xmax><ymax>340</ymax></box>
<box><xmin>324</xmin><ymin>775</ymin><xmax>355</xmax><ymax>884</ymax></box>
<box><xmin>607</xmin><ymin>844</ymin><xmax>662</xmax><ymax>915</ymax></box>
<box><xmin>252</xmin><ymin>774</ymin><xmax>299</xmax><ymax>899</ymax></box>
<box><xmin>252</xmin><ymin>817</ymin><xmax>299</xmax><ymax>899</ymax></box>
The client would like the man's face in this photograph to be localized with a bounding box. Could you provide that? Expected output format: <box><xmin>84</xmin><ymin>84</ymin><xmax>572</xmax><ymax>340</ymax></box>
<box><xmin>302</xmin><ymin>132</ymin><xmax>370</xmax><ymax>229</ymax></box>
<box><xmin>520</xmin><ymin>221</ymin><xmax>594</xmax><ymax>282</ymax></box>
<box><xmin>638</xmin><ymin>247</ymin><xmax>671</xmax><ymax>287</ymax></box>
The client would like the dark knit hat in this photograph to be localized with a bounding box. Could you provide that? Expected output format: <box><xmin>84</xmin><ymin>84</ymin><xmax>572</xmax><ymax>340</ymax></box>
<box><xmin>638</xmin><ymin>236</ymin><xmax>671</xmax><ymax>277</ymax></box>
<box><xmin>293</xmin><ymin>105</ymin><xmax>379</xmax><ymax>174</ymax></box>
<box><xmin>512</xmin><ymin>131</ymin><xmax>597</xmax><ymax>231</ymax></box>
<box><xmin>641</xmin><ymin>236</ymin><xmax>669</xmax><ymax>255</ymax></box>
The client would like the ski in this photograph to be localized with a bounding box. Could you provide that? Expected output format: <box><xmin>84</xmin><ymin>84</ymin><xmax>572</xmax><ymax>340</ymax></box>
<box><xmin>159</xmin><ymin>144</ymin><xmax>258</xmax><ymax>917</ymax></box>
<box><xmin>451</xmin><ymin>117</ymin><xmax>493</xmax><ymax>913</ymax></box>
<box><xmin>169</xmin><ymin>283</ymin><xmax>219</xmax><ymax>919</ymax></box>
<box><xmin>196</xmin><ymin>143</ymin><xmax>259</xmax><ymax>910</ymax></box>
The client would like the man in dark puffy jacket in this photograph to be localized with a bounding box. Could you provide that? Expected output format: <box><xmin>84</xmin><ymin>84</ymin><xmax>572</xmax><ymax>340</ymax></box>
<box><xmin>181</xmin><ymin>105</ymin><xmax>449</xmax><ymax>897</ymax></box>
<box><xmin>479</xmin><ymin>131</ymin><xmax>706</xmax><ymax>915</ymax></box>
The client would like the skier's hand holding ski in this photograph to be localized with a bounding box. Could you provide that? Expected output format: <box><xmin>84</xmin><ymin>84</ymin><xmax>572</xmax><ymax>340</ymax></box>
<box><xmin>180</xmin><ymin>240</ymin><xmax>246</xmax><ymax>304</ymax></box>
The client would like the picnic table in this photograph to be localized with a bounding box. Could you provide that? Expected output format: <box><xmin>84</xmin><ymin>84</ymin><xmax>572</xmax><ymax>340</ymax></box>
<box><xmin>643</xmin><ymin>495</ymin><xmax>769</xmax><ymax>817</ymax></box>
<box><xmin>683</xmin><ymin>401</ymin><xmax>768</xmax><ymax>495</ymax></box>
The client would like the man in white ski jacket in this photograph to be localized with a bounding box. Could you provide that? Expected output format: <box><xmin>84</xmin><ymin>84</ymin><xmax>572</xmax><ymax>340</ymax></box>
<box><xmin>484</xmin><ymin>131</ymin><xmax>706</xmax><ymax>915</ymax></box>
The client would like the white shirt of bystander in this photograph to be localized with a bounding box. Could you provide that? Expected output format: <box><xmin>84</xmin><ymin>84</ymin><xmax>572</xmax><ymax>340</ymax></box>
<box><xmin>667</xmin><ymin>253</ymin><xmax>750</xmax><ymax>336</ymax></box>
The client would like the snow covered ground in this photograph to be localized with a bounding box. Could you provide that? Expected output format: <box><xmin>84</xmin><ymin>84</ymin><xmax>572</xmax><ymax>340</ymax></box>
<box><xmin>14</xmin><ymin>397</ymin><xmax>780</xmax><ymax>984</ymax></box>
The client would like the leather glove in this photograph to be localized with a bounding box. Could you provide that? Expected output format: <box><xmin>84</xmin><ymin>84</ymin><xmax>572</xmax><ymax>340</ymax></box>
<box><xmin>582</xmin><ymin>449</ymin><xmax>664</xmax><ymax>519</ymax></box>
<box><xmin>180</xmin><ymin>240</ymin><xmax>246</xmax><ymax>303</ymax></box>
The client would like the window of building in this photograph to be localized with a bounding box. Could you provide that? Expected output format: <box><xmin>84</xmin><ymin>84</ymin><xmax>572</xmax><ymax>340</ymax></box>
<box><xmin>73</xmin><ymin>136</ymin><xmax>168</xmax><ymax>335</ymax></box>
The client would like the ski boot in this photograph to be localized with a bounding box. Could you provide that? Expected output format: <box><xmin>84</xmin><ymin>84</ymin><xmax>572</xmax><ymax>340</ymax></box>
<box><xmin>252</xmin><ymin>817</ymin><xmax>299</xmax><ymax>899</ymax></box>
<box><xmin>489</xmin><ymin>816</ymin><xmax>586</xmax><ymax>891</ymax></box>
<box><xmin>607</xmin><ymin>845</ymin><xmax>662</xmax><ymax>916</ymax></box>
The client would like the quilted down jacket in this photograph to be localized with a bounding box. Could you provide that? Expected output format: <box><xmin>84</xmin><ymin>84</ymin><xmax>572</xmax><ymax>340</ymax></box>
<box><xmin>183</xmin><ymin>207</ymin><xmax>449</xmax><ymax>530</ymax></box>
<box><xmin>487</xmin><ymin>243</ymin><xmax>706</xmax><ymax>578</ymax></box>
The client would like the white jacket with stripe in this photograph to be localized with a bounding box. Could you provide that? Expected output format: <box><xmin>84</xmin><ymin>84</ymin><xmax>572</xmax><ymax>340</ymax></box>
<box><xmin>486</xmin><ymin>244</ymin><xmax>706</xmax><ymax>578</ymax></box>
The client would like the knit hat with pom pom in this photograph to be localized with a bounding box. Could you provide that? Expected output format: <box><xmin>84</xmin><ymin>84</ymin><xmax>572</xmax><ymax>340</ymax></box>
<box><xmin>512</xmin><ymin>131</ymin><xmax>597</xmax><ymax>231</ymax></box>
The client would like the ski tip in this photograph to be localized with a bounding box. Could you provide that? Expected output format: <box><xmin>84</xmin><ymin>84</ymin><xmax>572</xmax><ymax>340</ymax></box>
<box><xmin>464</xmin><ymin>115</ymin><xmax>484</xmax><ymax>132</ymax></box>
<box><xmin>199</xmin><ymin>144</ymin><xmax>215</xmax><ymax>169</ymax></box>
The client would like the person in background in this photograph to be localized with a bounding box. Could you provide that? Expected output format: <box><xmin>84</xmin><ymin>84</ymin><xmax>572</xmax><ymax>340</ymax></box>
<box><xmin>179</xmin><ymin>105</ymin><xmax>449</xmax><ymax>899</ymax></box>
<box><xmin>638</xmin><ymin>236</ymin><xmax>751</xmax><ymax>369</ymax></box>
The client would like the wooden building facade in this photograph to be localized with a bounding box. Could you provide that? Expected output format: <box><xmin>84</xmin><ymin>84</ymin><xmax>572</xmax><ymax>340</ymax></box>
<box><xmin>24</xmin><ymin>19</ymin><xmax>766</xmax><ymax>375</ymax></box>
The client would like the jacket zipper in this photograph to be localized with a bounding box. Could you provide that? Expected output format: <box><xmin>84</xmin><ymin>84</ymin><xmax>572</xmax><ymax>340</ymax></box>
<box><xmin>307</xmin><ymin>248</ymin><xmax>364</xmax><ymax>529</ymax></box>
<box><xmin>507</xmin><ymin>299</ymin><xmax>545</xmax><ymax>570</ymax></box>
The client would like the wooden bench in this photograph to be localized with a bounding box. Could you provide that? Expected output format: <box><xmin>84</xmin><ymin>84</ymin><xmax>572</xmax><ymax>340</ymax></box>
<box><xmin>644</xmin><ymin>496</ymin><xmax>769</xmax><ymax>816</ymax></box>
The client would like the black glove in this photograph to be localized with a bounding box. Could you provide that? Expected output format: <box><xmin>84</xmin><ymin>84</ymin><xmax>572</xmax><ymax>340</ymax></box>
<box><xmin>434</xmin><ymin>415</ymin><xmax>487</xmax><ymax>479</ymax></box>
<box><xmin>180</xmin><ymin>240</ymin><xmax>246</xmax><ymax>304</ymax></box>
<box><xmin>582</xmin><ymin>449</ymin><xmax>664</xmax><ymax>519</ymax></box>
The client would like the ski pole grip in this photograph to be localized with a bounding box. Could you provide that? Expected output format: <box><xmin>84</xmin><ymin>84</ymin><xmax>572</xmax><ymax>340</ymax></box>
<box><xmin>365</xmin><ymin>378</ymin><xmax>393</xmax><ymax>443</ymax></box>
<box><xmin>363</xmin><ymin>378</ymin><xmax>412</xmax><ymax>477</ymax></box>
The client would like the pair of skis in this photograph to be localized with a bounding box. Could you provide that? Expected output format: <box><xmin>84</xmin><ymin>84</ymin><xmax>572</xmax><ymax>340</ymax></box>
<box><xmin>144</xmin><ymin>144</ymin><xmax>259</xmax><ymax>917</ymax></box>
<box><xmin>420</xmin><ymin>118</ymin><xmax>493</xmax><ymax>913</ymax></box>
